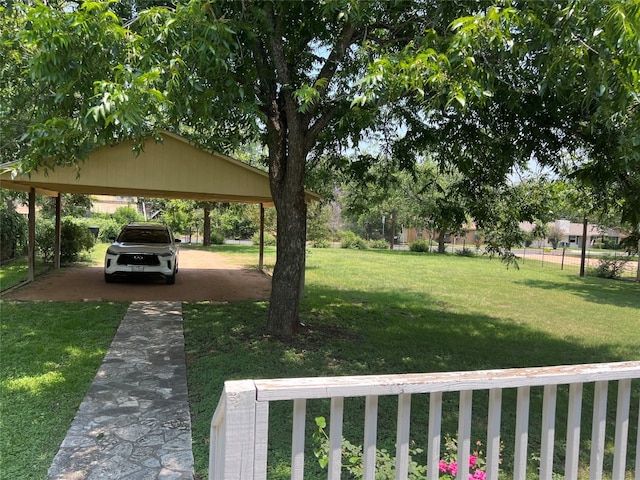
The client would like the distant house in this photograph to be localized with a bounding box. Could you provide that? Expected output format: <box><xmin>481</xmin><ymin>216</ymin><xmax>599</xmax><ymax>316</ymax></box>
<box><xmin>91</xmin><ymin>195</ymin><xmax>140</xmax><ymax>215</ymax></box>
<box><xmin>400</xmin><ymin>219</ymin><xmax>628</xmax><ymax>249</ymax></box>
<box><xmin>398</xmin><ymin>224</ymin><xmax>478</xmax><ymax>246</ymax></box>
<box><xmin>520</xmin><ymin>219</ymin><xmax>628</xmax><ymax>248</ymax></box>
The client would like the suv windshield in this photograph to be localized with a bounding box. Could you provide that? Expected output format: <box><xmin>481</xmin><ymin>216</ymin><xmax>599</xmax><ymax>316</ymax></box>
<box><xmin>118</xmin><ymin>229</ymin><xmax>171</xmax><ymax>244</ymax></box>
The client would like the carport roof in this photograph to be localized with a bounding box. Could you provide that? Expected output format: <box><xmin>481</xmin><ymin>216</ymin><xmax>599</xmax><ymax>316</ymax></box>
<box><xmin>0</xmin><ymin>131</ymin><xmax>320</xmax><ymax>205</ymax></box>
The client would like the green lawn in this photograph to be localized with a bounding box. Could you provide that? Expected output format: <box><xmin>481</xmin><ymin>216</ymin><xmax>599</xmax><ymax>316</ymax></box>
<box><xmin>1</xmin><ymin>245</ymin><xmax>638</xmax><ymax>479</ymax></box>
<box><xmin>183</xmin><ymin>246</ymin><xmax>640</xmax><ymax>479</ymax></box>
<box><xmin>0</xmin><ymin>301</ymin><xmax>128</xmax><ymax>478</ymax></box>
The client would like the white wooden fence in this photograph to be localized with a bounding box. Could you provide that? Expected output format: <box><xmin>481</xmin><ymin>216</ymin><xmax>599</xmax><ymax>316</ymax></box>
<box><xmin>210</xmin><ymin>361</ymin><xmax>640</xmax><ymax>480</ymax></box>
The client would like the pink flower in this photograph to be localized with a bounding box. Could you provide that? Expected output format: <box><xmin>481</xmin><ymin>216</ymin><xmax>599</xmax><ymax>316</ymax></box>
<box><xmin>447</xmin><ymin>462</ymin><xmax>458</xmax><ymax>475</ymax></box>
<box><xmin>472</xmin><ymin>470</ymin><xmax>486</xmax><ymax>480</ymax></box>
<box><xmin>439</xmin><ymin>460</ymin><xmax>448</xmax><ymax>473</ymax></box>
<box><xmin>469</xmin><ymin>455</ymin><xmax>478</xmax><ymax>468</ymax></box>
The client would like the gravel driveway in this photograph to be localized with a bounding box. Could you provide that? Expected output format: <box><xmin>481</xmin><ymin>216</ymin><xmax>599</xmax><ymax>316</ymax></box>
<box><xmin>2</xmin><ymin>248</ymin><xmax>271</xmax><ymax>302</ymax></box>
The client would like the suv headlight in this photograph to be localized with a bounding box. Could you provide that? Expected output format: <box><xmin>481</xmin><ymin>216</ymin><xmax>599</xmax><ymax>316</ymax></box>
<box><xmin>106</xmin><ymin>246</ymin><xmax>118</xmax><ymax>255</ymax></box>
<box><xmin>159</xmin><ymin>249</ymin><xmax>175</xmax><ymax>257</ymax></box>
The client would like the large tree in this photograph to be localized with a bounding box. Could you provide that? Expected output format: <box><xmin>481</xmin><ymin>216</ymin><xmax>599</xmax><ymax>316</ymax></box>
<box><xmin>3</xmin><ymin>1</ymin><xmax>639</xmax><ymax>335</ymax></box>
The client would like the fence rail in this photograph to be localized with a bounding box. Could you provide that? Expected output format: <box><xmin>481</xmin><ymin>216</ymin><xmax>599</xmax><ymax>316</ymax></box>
<box><xmin>210</xmin><ymin>361</ymin><xmax>640</xmax><ymax>480</ymax></box>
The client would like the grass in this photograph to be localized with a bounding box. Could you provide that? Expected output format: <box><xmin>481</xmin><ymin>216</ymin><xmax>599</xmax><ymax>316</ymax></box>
<box><xmin>0</xmin><ymin>257</ymin><xmax>50</xmax><ymax>292</ymax></box>
<box><xmin>0</xmin><ymin>301</ymin><xmax>128</xmax><ymax>478</ymax></box>
<box><xmin>1</xmin><ymin>244</ymin><xmax>638</xmax><ymax>478</ymax></box>
<box><xmin>182</xmin><ymin>246</ymin><xmax>640</xmax><ymax>479</ymax></box>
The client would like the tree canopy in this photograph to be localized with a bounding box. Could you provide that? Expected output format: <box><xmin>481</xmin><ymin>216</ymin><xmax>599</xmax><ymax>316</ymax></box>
<box><xmin>2</xmin><ymin>0</ymin><xmax>638</xmax><ymax>335</ymax></box>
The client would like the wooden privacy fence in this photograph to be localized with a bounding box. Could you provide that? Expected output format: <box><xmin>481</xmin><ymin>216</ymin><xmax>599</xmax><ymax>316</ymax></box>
<box><xmin>210</xmin><ymin>361</ymin><xmax>640</xmax><ymax>480</ymax></box>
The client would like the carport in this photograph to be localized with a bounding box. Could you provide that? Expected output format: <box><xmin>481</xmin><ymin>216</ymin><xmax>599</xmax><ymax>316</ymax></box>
<box><xmin>0</xmin><ymin>130</ymin><xmax>320</xmax><ymax>281</ymax></box>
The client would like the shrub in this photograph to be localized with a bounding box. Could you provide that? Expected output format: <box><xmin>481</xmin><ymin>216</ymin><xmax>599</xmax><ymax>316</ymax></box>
<box><xmin>35</xmin><ymin>219</ymin><xmax>56</xmax><ymax>262</ymax></box>
<box><xmin>588</xmin><ymin>258</ymin><xmax>629</xmax><ymax>280</ymax></box>
<box><xmin>341</xmin><ymin>231</ymin><xmax>368</xmax><ymax>249</ymax></box>
<box><xmin>251</xmin><ymin>232</ymin><xmax>276</xmax><ymax>246</ymax></box>
<box><xmin>61</xmin><ymin>219</ymin><xmax>95</xmax><ymax>263</ymax></box>
<box><xmin>456</xmin><ymin>247</ymin><xmax>476</xmax><ymax>257</ymax></box>
<box><xmin>112</xmin><ymin>205</ymin><xmax>143</xmax><ymax>226</ymax></box>
<box><xmin>409</xmin><ymin>239</ymin><xmax>430</xmax><ymax>252</ymax></box>
<box><xmin>210</xmin><ymin>230</ymin><xmax>226</xmax><ymax>245</ymax></box>
<box><xmin>94</xmin><ymin>218</ymin><xmax>120</xmax><ymax>243</ymax></box>
<box><xmin>35</xmin><ymin>218</ymin><xmax>95</xmax><ymax>263</ymax></box>
<box><xmin>310</xmin><ymin>238</ymin><xmax>331</xmax><ymax>248</ymax></box>
<box><xmin>368</xmin><ymin>239</ymin><xmax>389</xmax><ymax>249</ymax></box>
<box><xmin>0</xmin><ymin>208</ymin><xmax>27</xmax><ymax>261</ymax></box>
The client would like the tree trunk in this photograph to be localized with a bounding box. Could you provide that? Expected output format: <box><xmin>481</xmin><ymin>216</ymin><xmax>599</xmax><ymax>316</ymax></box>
<box><xmin>203</xmin><ymin>205</ymin><xmax>211</xmax><ymax>246</ymax></box>
<box><xmin>265</xmin><ymin>97</ymin><xmax>308</xmax><ymax>337</ymax></box>
<box><xmin>438</xmin><ymin>232</ymin><xmax>446</xmax><ymax>254</ymax></box>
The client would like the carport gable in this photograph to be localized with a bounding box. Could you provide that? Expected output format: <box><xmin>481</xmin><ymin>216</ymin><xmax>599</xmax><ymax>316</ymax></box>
<box><xmin>0</xmin><ymin>131</ymin><xmax>282</xmax><ymax>204</ymax></box>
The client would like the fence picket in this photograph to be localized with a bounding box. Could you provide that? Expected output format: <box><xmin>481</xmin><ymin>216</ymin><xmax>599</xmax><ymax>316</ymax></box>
<box><xmin>363</xmin><ymin>395</ymin><xmax>379</xmax><ymax>480</ymax></box>
<box><xmin>513</xmin><ymin>386</ymin><xmax>530</xmax><ymax>479</ymax></box>
<box><xmin>209</xmin><ymin>362</ymin><xmax>640</xmax><ymax>480</ymax></box>
<box><xmin>395</xmin><ymin>393</ymin><xmax>412</xmax><ymax>480</ymax></box>
<box><xmin>426</xmin><ymin>392</ymin><xmax>443</xmax><ymax>480</ymax></box>
<box><xmin>487</xmin><ymin>388</ymin><xmax>502</xmax><ymax>480</ymax></box>
<box><xmin>590</xmin><ymin>381</ymin><xmax>609</xmax><ymax>480</ymax></box>
<box><xmin>565</xmin><ymin>383</ymin><xmax>583</xmax><ymax>480</ymax></box>
<box><xmin>328</xmin><ymin>397</ymin><xmax>344</xmax><ymax>480</ymax></box>
<box><xmin>613</xmin><ymin>379</ymin><xmax>631</xmax><ymax>479</ymax></box>
<box><xmin>291</xmin><ymin>399</ymin><xmax>306</xmax><ymax>480</ymax></box>
<box><xmin>457</xmin><ymin>390</ymin><xmax>473</xmax><ymax>480</ymax></box>
<box><xmin>540</xmin><ymin>384</ymin><xmax>557</xmax><ymax>480</ymax></box>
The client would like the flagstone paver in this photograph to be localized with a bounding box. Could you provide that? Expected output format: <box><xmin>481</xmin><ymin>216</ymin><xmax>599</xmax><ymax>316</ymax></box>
<box><xmin>47</xmin><ymin>301</ymin><xmax>194</xmax><ymax>480</ymax></box>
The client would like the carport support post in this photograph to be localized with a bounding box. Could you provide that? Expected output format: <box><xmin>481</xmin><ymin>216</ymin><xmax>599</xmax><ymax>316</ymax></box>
<box><xmin>54</xmin><ymin>193</ymin><xmax>62</xmax><ymax>269</ymax></box>
<box><xmin>259</xmin><ymin>203</ymin><xmax>264</xmax><ymax>272</ymax></box>
<box><xmin>28</xmin><ymin>188</ymin><xmax>36</xmax><ymax>282</ymax></box>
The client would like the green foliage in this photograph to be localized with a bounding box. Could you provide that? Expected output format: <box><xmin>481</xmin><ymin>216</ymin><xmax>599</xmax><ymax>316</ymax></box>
<box><xmin>588</xmin><ymin>258</ymin><xmax>630</xmax><ymax>280</ymax></box>
<box><xmin>160</xmin><ymin>199</ymin><xmax>196</xmax><ymax>236</ymax></box>
<box><xmin>185</xmin><ymin>247</ymin><xmax>640</xmax><ymax>478</ymax></box>
<box><xmin>0</xmin><ymin>207</ymin><xmax>27</xmax><ymax>261</ymax></box>
<box><xmin>455</xmin><ymin>248</ymin><xmax>476</xmax><ymax>257</ymax></box>
<box><xmin>252</xmin><ymin>232</ymin><xmax>276</xmax><ymax>247</ymax></box>
<box><xmin>112</xmin><ymin>205</ymin><xmax>143</xmax><ymax>227</ymax></box>
<box><xmin>310</xmin><ymin>238</ymin><xmax>331</xmax><ymax>248</ymax></box>
<box><xmin>60</xmin><ymin>219</ymin><xmax>95</xmax><ymax>263</ymax></box>
<box><xmin>34</xmin><ymin>218</ymin><xmax>94</xmax><ymax>263</ymax></box>
<box><xmin>409</xmin><ymin>240</ymin><xmax>430</xmax><ymax>253</ymax></box>
<box><xmin>307</xmin><ymin>203</ymin><xmax>332</xmax><ymax>244</ymax></box>
<box><xmin>312</xmin><ymin>416</ymin><xmax>427</xmax><ymax>479</ymax></box>
<box><xmin>34</xmin><ymin>219</ymin><xmax>55</xmax><ymax>263</ymax></box>
<box><xmin>209</xmin><ymin>230</ymin><xmax>226</xmax><ymax>245</ymax></box>
<box><xmin>0</xmin><ymin>301</ymin><xmax>127</xmax><ymax>478</ymax></box>
<box><xmin>37</xmin><ymin>193</ymin><xmax>93</xmax><ymax>219</ymax></box>
<box><xmin>340</xmin><ymin>231</ymin><xmax>368</xmax><ymax>249</ymax></box>
<box><xmin>368</xmin><ymin>239</ymin><xmax>389</xmax><ymax>250</ymax></box>
<box><xmin>94</xmin><ymin>218</ymin><xmax>120</xmax><ymax>242</ymax></box>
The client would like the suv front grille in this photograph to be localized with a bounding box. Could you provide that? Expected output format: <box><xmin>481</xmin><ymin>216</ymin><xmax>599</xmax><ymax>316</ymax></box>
<box><xmin>117</xmin><ymin>254</ymin><xmax>160</xmax><ymax>266</ymax></box>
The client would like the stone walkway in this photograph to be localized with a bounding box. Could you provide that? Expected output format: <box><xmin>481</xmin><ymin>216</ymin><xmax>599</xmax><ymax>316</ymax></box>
<box><xmin>47</xmin><ymin>301</ymin><xmax>194</xmax><ymax>480</ymax></box>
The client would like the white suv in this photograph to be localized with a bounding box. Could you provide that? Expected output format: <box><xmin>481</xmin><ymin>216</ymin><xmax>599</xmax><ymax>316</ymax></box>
<box><xmin>104</xmin><ymin>223</ymin><xmax>181</xmax><ymax>284</ymax></box>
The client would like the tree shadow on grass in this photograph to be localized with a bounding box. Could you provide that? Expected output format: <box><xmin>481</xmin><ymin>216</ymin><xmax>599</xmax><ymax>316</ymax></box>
<box><xmin>515</xmin><ymin>275</ymin><xmax>640</xmax><ymax>309</ymax></box>
<box><xmin>184</xmin><ymin>284</ymin><xmax>639</xmax><ymax>479</ymax></box>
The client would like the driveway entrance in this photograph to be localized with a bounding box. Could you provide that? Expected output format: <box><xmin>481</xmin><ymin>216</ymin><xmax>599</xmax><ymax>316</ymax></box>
<box><xmin>2</xmin><ymin>249</ymin><xmax>271</xmax><ymax>302</ymax></box>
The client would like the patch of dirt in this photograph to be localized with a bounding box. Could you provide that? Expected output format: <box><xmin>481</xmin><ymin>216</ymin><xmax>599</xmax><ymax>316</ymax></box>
<box><xmin>1</xmin><ymin>248</ymin><xmax>271</xmax><ymax>302</ymax></box>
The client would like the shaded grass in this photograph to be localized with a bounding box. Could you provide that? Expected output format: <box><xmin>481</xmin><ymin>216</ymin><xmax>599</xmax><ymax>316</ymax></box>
<box><xmin>183</xmin><ymin>247</ymin><xmax>640</xmax><ymax>479</ymax></box>
<box><xmin>0</xmin><ymin>301</ymin><xmax>128</xmax><ymax>478</ymax></box>
<box><xmin>0</xmin><ymin>257</ymin><xmax>50</xmax><ymax>292</ymax></box>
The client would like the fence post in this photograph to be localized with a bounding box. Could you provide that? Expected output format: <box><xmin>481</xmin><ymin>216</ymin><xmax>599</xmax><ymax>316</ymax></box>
<box><xmin>210</xmin><ymin>380</ymin><xmax>259</xmax><ymax>480</ymax></box>
<box><xmin>541</xmin><ymin>248</ymin><xmax>544</xmax><ymax>268</ymax></box>
<box><xmin>561</xmin><ymin>247</ymin><xmax>566</xmax><ymax>271</ymax></box>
